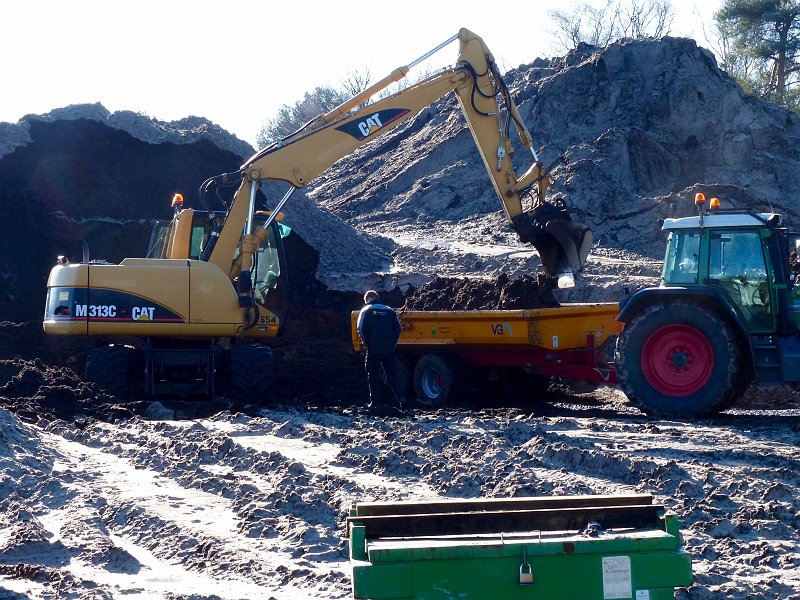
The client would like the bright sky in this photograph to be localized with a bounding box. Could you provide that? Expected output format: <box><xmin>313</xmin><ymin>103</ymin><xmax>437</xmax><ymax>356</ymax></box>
<box><xmin>1</xmin><ymin>1</ymin><xmax>720</xmax><ymax>148</ymax></box>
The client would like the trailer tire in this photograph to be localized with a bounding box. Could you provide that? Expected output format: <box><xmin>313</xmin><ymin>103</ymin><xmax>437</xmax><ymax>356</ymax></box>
<box><xmin>413</xmin><ymin>353</ymin><xmax>466</xmax><ymax>408</ymax></box>
<box><xmin>85</xmin><ymin>345</ymin><xmax>134</xmax><ymax>399</ymax></box>
<box><xmin>229</xmin><ymin>343</ymin><xmax>274</xmax><ymax>402</ymax></box>
<box><xmin>616</xmin><ymin>301</ymin><xmax>745</xmax><ymax>418</ymax></box>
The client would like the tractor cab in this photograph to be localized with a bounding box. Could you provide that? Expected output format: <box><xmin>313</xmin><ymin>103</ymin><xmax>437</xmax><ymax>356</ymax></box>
<box><xmin>661</xmin><ymin>211</ymin><xmax>783</xmax><ymax>334</ymax></box>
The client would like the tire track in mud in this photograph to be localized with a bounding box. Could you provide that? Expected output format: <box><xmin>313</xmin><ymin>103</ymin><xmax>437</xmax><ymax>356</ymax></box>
<box><xmin>42</xmin><ymin>417</ymin><xmax>356</xmax><ymax>599</ymax></box>
<box><xmin>2</xmin><ymin>404</ymin><xmax>799</xmax><ymax>599</ymax></box>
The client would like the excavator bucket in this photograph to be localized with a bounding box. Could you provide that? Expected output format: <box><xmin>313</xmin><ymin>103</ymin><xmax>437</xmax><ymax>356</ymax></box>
<box><xmin>512</xmin><ymin>202</ymin><xmax>592</xmax><ymax>285</ymax></box>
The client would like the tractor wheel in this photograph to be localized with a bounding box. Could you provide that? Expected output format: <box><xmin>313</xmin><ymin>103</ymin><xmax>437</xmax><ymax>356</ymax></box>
<box><xmin>229</xmin><ymin>343</ymin><xmax>274</xmax><ymax>402</ymax></box>
<box><xmin>85</xmin><ymin>345</ymin><xmax>135</xmax><ymax>399</ymax></box>
<box><xmin>616</xmin><ymin>302</ymin><xmax>745</xmax><ymax>418</ymax></box>
<box><xmin>413</xmin><ymin>353</ymin><xmax>467</xmax><ymax>408</ymax></box>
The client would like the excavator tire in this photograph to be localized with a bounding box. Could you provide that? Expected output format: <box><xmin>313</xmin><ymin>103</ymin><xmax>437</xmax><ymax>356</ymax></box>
<box><xmin>413</xmin><ymin>353</ymin><xmax>467</xmax><ymax>408</ymax></box>
<box><xmin>85</xmin><ymin>345</ymin><xmax>135</xmax><ymax>399</ymax></box>
<box><xmin>228</xmin><ymin>343</ymin><xmax>274</xmax><ymax>402</ymax></box>
<box><xmin>616</xmin><ymin>301</ymin><xmax>746</xmax><ymax>418</ymax></box>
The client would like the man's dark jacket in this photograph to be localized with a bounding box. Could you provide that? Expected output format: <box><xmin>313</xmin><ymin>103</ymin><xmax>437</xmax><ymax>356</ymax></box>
<box><xmin>357</xmin><ymin>302</ymin><xmax>401</xmax><ymax>354</ymax></box>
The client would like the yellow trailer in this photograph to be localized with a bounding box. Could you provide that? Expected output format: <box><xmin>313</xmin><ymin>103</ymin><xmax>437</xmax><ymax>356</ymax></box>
<box><xmin>352</xmin><ymin>303</ymin><xmax>622</xmax><ymax>405</ymax></box>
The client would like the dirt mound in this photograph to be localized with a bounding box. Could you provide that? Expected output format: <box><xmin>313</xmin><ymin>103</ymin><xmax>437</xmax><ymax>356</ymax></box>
<box><xmin>403</xmin><ymin>274</ymin><xmax>558</xmax><ymax>311</ymax></box>
<box><xmin>0</xmin><ymin>358</ymin><xmax>132</xmax><ymax>423</ymax></box>
<box><xmin>310</xmin><ymin>37</ymin><xmax>800</xmax><ymax>263</ymax></box>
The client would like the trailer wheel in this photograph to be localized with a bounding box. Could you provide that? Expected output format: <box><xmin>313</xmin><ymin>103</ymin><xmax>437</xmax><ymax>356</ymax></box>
<box><xmin>85</xmin><ymin>345</ymin><xmax>134</xmax><ymax>399</ymax></box>
<box><xmin>229</xmin><ymin>343</ymin><xmax>274</xmax><ymax>402</ymax></box>
<box><xmin>616</xmin><ymin>302</ymin><xmax>745</xmax><ymax>418</ymax></box>
<box><xmin>413</xmin><ymin>353</ymin><xmax>466</xmax><ymax>408</ymax></box>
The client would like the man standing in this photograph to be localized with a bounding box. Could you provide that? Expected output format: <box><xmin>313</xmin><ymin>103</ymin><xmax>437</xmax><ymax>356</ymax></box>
<box><xmin>356</xmin><ymin>290</ymin><xmax>404</xmax><ymax>413</ymax></box>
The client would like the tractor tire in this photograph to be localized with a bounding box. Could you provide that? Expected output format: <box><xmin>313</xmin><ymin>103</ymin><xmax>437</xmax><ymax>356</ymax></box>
<box><xmin>413</xmin><ymin>353</ymin><xmax>467</xmax><ymax>408</ymax></box>
<box><xmin>616</xmin><ymin>301</ymin><xmax>746</xmax><ymax>418</ymax></box>
<box><xmin>85</xmin><ymin>346</ymin><xmax>135</xmax><ymax>399</ymax></box>
<box><xmin>228</xmin><ymin>343</ymin><xmax>274</xmax><ymax>403</ymax></box>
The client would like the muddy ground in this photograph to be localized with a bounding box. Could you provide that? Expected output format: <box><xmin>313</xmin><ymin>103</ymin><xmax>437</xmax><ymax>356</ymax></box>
<box><xmin>0</xmin><ymin>360</ymin><xmax>799</xmax><ymax>599</ymax></box>
<box><xmin>1</xmin><ymin>269</ymin><xmax>799</xmax><ymax>598</ymax></box>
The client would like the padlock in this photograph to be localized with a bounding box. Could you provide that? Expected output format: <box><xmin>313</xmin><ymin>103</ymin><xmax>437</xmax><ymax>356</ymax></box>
<box><xmin>519</xmin><ymin>562</ymin><xmax>534</xmax><ymax>584</ymax></box>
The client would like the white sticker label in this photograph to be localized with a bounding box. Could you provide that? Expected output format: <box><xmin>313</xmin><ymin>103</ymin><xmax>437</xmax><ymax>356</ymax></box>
<box><xmin>552</xmin><ymin>335</ymin><xmax>559</xmax><ymax>348</ymax></box>
<box><xmin>602</xmin><ymin>556</ymin><xmax>632</xmax><ymax>599</ymax></box>
<box><xmin>636</xmin><ymin>591</ymin><xmax>651</xmax><ymax>600</ymax></box>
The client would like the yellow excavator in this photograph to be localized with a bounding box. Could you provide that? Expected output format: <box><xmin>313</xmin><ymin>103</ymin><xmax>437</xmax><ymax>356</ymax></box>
<box><xmin>43</xmin><ymin>29</ymin><xmax>592</xmax><ymax>398</ymax></box>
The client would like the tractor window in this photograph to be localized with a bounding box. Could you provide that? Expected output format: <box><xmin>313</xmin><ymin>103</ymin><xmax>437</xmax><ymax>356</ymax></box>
<box><xmin>663</xmin><ymin>231</ymin><xmax>700</xmax><ymax>284</ymax></box>
<box><xmin>708</xmin><ymin>230</ymin><xmax>773</xmax><ymax>331</ymax></box>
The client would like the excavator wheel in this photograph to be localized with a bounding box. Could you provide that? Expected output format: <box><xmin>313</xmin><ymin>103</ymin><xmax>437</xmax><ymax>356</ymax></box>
<box><xmin>413</xmin><ymin>353</ymin><xmax>468</xmax><ymax>409</ymax></box>
<box><xmin>616</xmin><ymin>301</ymin><xmax>746</xmax><ymax>418</ymax></box>
<box><xmin>228</xmin><ymin>343</ymin><xmax>274</xmax><ymax>403</ymax></box>
<box><xmin>85</xmin><ymin>345</ymin><xmax>135</xmax><ymax>399</ymax></box>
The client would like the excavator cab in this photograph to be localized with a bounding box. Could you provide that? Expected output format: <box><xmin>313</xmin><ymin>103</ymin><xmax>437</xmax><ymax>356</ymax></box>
<box><xmin>146</xmin><ymin>209</ymin><xmax>229</xmax><ymax>260</ymax></box>
<box><xmin>145</xmin><ymin>206</ymin><xmax>289</xmax><ymax>325</ymax></box>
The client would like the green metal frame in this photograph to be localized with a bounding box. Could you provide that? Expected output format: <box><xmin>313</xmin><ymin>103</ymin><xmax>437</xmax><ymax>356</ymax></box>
<box><xmin>348</xmin><ymin>495</ymin><xmax>692</xmax><ymax>599</ymax></box>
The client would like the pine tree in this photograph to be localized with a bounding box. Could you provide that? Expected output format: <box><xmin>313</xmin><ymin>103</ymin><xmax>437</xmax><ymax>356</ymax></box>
<box><xmin>716</xmin><ymin>0</ymin><xmax>800</xmax><ymax>107</ymax></box>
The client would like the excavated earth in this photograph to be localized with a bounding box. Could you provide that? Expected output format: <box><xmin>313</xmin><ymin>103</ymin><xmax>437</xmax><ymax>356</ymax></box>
<box><xmin>0</xmin><ymin>37</ymin><xmax>799</xmax><ymax>599</ymax></box>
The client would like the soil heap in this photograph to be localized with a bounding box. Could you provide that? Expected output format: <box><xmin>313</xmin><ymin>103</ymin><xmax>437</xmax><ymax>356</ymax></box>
<box><xmin>403</xmin><ymin>274</ymin><xmax>558</xmax><ymax>311</ymax></box>
<box><xmin>308</xmin><ymin>36</ymin><xmax>800</xmax><ymax>262</ymax></box>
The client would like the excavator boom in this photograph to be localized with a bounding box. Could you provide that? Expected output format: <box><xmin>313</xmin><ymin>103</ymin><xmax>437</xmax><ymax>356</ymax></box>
<box><xmin>207</xmin><ymin>29</ymin><xmax>591</xmax><ymax>296</ymax></box>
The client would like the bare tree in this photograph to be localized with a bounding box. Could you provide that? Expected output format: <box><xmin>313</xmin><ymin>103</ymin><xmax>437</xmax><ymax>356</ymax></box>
<box><xmin>339</xmin><ymin>68</ymin><xmax>373</xmax><ymax>98</ymax></box>
<box><xmin>257</xmin><ymin>70</ymin><xmax>374</xmax><ymax>148</ymax></box>
<box><xmin>256</xmin><ymin>85</ymin><xmax>347</xmax><ymax>148</ymax></box>
<box><xmin>620</xmin><ymin>0</ymin><xmax>674</xmax><ymax>39</ymax></box>
<box><xmin>549</xmin><ymin>2</ymin><xmax>620</xmax><ymax>52</ymax></box>
<box><xmin>548</xmin><ymin>0</ymin><xmax>674</xmax><ymax>53</ymax></box>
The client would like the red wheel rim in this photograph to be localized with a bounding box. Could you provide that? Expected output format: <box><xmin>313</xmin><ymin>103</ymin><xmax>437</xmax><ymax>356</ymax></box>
<box><xmin>641</xmin><ymin>324</ymin><xmax>714</xmax><ymax>396</ymax></box>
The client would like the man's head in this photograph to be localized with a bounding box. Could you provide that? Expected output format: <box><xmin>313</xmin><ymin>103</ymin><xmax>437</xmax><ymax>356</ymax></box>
<box><xmin>364</xmin><ymin>290</ymin><xmax>379</xmax><ymax>304</ymax></box>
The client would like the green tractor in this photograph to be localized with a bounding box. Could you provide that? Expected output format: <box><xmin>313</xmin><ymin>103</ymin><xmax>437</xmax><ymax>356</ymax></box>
<box><xmin>616</xmin><ymin>193</ymin><xmax>800</xmax><ymax>418</ymax></box>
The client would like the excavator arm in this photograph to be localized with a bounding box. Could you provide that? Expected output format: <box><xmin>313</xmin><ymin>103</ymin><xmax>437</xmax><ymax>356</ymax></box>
<box><xmin>204</xmin><ymin>29</ymin><xmax>591</xmax><ymax>299</ymax></box>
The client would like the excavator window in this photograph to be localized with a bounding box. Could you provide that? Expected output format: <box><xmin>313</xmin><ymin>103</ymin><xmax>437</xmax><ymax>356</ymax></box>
<box><xmin>252</xmin><ymin>220</ymin><xmax>287</xmax><ymax>313</ymax></box>
<box><xmin>146</xmin><ymin>220</ymin><xmax>171</xmax><ymax>258</ymax></box>
<box><xmin>190</xmin><ymin>212</ymin><xmax>226</xmax><ymax>260</ymax></box>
